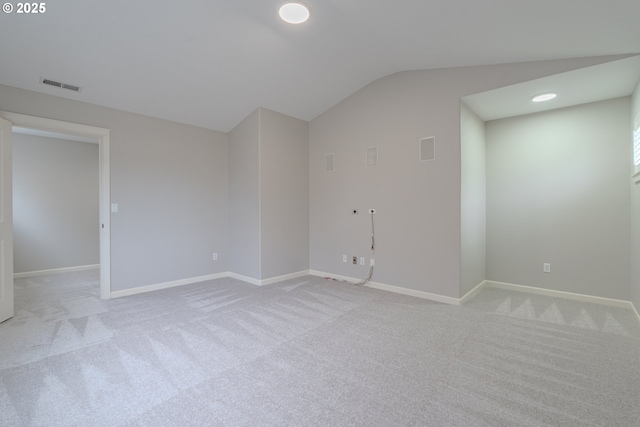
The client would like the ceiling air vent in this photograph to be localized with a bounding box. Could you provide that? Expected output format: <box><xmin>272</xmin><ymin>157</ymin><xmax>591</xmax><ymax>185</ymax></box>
<box><xmin>40</xmin><ymin>77</ymin><xmax>82</xmax><ymax>92</ymax></box>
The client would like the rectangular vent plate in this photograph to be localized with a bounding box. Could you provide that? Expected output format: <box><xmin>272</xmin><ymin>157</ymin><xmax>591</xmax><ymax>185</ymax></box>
<box><xmin>325</xmin><ymin>153</ymin><xmax>335</xmax><ymax>172</ymax></box>
<box><xmin>366</xmin><ymin>146</ymin><xmax>378</xmax><ymax>168</ymax></box>
<box><xmin>420</xmin><ymin>137</ymin><xmax>435</xmax><ymax>162</ymax></box>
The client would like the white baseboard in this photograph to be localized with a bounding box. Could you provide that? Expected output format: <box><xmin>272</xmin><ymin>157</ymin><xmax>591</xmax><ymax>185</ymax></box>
<box><xmin>366</xmin><ymin>281</ymin><xmax>461</xmax><ymax>305</ymax></box>
<box><xmin>485</xmin><ymin>280</ymin><xmax>636</xmax><ymax>310</ymax></box>
<box><xmin>306</xmin><ymin>273</ymin><xmax>640</xmax><ymax>321</ymax></box>
<box><xmin>14</xmin><ymin>264</ymin><xmax>100</xmax><ymax>279</ymax></box>
<box><xmin>459</xmin><ymin>280</ymin><xmax>488</xmax><ymax>304</ymax></box>
<box><xmin>309</xmin><ymin>270</ymin><xmax>354</xmax><ymax>282</ymax></box>
<box><xmin>259</xmin><ymin>270</ymin><xmax>310</xmax><ymax>286</ymax></box>
<box><xmin>100</xmin><ymin>268</ymin><xmax>640</xmax><ymax>327</ymax></box>
<box><xmin>309</xmin><ymin>270</ymin><xmax>462</xmax><ymax>306</ymax></box>
<box><xmin>631</xmin><ymin>302</ymin><xmax>640</xmax><ymax>324</ymax></box>
<box><xmin>227</xmin><ymin>272</ymin><xmax>261</xmax><ymax>286</ymax></box>
<box><xmin>110</xmin><ymin>270</ymin><xmax>312</xmax><ymax>299</ymax></box>
<box><xmin>309</xmin><ymin>270</ymin><xmax>359</xmax><ymax>284</ymax></box>
<box><xmin>228</xmin><ymin>270</ymin><xmax>311</xmax><ymax>286</ymax></box>
<box><xmin>110</xmin><ymin>272</ymin><xmax>228</xmax><ymax>298</ymax></box>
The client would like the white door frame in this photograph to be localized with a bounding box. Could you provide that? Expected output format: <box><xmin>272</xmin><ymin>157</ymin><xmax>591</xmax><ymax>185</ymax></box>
<box><xmin>0</xmin><ymin>111</ymin><xmax>111</xmax><ymax>299</ymax></box>
<box><xmin>0</xmin><ymin>118</ymin><xmax>14</xmax><ymax>323</ymax></box>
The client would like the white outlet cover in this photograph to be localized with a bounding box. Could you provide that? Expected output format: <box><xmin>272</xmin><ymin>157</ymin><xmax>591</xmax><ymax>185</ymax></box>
<box><xmin>359</xmin><ymin>257</ymin><xmax>365</xmax><ymax>265</ymax></box>
<box><xmin>342</xmin><ymin>255</ymin><xmax>347</xmax><ymax>262</ymax></box>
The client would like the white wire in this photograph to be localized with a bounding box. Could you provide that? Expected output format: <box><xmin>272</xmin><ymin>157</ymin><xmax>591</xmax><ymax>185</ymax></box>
<box><xmin>354</xmin><ymin>212</ymin><xmax>375</xmax><ymax>286</ymax></box>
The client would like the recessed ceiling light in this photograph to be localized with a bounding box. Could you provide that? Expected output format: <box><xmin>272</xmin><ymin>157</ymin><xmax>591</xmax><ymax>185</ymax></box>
<box><xmin>279</xmin><ymin>1</ymin><xmax>310</xmax><ymax>24</ymax></box>
<box><xmin>532</xmin><ymin>93</ymin><xmax>557</xmax><ymax>102</ymax></box>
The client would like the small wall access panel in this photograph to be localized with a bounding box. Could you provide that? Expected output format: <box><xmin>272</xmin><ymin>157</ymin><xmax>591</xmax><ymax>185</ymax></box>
<box><xmin>366</xmin><ymin>146</ymin><xmax>378</xmax><ymax>168</ymax></box>
<box><xmin>325</xmin><ymin>153</ymin><xmax>335</xmax><ymax>172</ymax></box>
<box><xmin>420</xmin><ymin>136</ymin><xmax>435</xmax><ymax>162</ymax></box>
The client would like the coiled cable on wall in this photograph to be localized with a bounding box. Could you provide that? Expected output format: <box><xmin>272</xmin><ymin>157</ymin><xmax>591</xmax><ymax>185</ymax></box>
<box><xmin>355</xmin><ymin>212</ymin><xmax>375</xmax><ymax>285</ymax></box>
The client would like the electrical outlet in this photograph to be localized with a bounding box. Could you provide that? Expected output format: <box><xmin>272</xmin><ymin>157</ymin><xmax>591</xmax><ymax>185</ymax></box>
<box><xmin>360</xmin><ymin>257</ymin><xmax>365</xmax><ymax>265</ymax></box>
<box><xmin>342</xmin><ymin>254</ymin><xmax>347</xmax><ymax>263</ymax></box>
<box><xmin>352</xmin><ymin>256</ymin><xmax>357</xmax><ymax>265</ymax></box>
<box><xmin>543</xmin><ymin>263</ymin><xmax>551</xmax><ymax>273</ymax></box>
<box><xmin>368</xmin><ymin>208</ymin><xmax>376</xmax><ymax>214</ymax></box>
<box><xmin>370</xmin><ymin>258</ymin><xmax>375</xmax><ymax>266</ymax></box>
<box><xmin>352</xmin><ymin>209</ymin><xmax>359</xmax><ymax>214</ymax></box>
<box><xmin>213</xmin><ymin>253</ymin><xmax>218</xmax><ymax>261</ymax></box>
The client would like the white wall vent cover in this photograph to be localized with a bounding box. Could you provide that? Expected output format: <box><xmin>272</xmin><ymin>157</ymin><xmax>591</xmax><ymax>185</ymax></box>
<box><xmin>366</xmin><ymin>146</ymin><xmax>378</xmax><ymax>168</ymax></box>
<box><xmin>325</xmin><ymin>153</ymin><xmax>335</xmax><ymax>172</ymax></box>
<box><xmin>40</xmin><ymin>77</ymin><xmax>82</xmax><ymax>93</ymax></box>
<box><xmin>420</xmin><ymin>137</ymin><xmax>435</xmax><ymax>161</ymax></box>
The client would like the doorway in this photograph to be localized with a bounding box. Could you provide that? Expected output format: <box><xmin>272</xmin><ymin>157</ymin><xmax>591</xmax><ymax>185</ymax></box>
<box><xmin>0</xmin><ymin>111</ymin><xmax>111</xmax><ymax>303</ymax></box>
<box><xmin>13</xmin><ymin>128</ymin><xmax>100</xmax><ymax>280</ymax></box>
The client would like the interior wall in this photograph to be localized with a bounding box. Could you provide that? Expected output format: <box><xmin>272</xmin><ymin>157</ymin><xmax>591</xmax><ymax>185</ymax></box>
<box><xmin>1</xmin><ymin>56</ymin><xmax>630</xmax><ymax>298</ymax></box>
<box><xmin>486</xmin><ymin>98</ymin><xmax>631</xmax><ymax>300</ymax></box>
<box><xmin>0</xmin><ymin>84</ymin><xmax>229</xmax><ymax>293</ymax></box>
<box><xmin>13</xmin><ymin>133</ymin><xmax>98</xmax><ymax>273</ymax></box>
<box><xmin>259</xmin><ymin>108</ymin><xmax>309</xmax><ymax>280</ymax></box>
<box><xmin>631</xmin><ymin>79</ymin><xmax>640</xmax><ymax>310</ymax></box>
<box><xmin>460</xmin><ymin>102</ymin><xmax>486</xmax><ymax>296</ymax></box>
<box><xmin>309</xmin><ymin>56</ymin><xmax>618</xmax><ymax>299</ymax></box>
<box><xmin>228</xmin><ymin>109</ymin><xmax>261</xmax><ymax>279</ymax></box>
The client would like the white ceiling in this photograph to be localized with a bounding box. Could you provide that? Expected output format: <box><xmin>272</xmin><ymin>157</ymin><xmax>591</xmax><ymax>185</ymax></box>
<box><xmin>1</xmin><ymin>0</ymin><xmax>640</xmax><ymax>132</ymax></box>
<box><xmin>463</xmin><ymin>55</ymin><xmax>640</xmax><ymax>121</ymax></box>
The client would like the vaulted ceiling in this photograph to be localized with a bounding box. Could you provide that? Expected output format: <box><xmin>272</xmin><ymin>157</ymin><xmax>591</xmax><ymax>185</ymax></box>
<box><xmin>1</xmin><ymin>0</ymin><xmax>639</xmax><ymax>131</ymax></box>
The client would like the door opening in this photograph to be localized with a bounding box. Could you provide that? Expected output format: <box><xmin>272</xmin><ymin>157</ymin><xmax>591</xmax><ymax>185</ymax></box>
<box><xmin>0</xmin><ymin>112</ymin><xmax>111</xmax><ymax>310</ymax></box>
<box><xmin>13</xmin><ymin>128</ymin><xmax>100</xmax><ymax>282</ymax></box>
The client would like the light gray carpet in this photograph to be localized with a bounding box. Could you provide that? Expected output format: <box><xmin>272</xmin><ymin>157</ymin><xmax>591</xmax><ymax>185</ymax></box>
<box><xmin>1</xmin><ymin>271</ymin><xmax>639</xmax><ymax>426</ymax></box>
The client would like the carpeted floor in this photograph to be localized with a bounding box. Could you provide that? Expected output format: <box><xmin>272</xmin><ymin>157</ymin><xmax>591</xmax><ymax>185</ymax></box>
<box><xmin>1</xmin><ymin>271</ymin><xmax>639</xmax><ymax>426</ymax></box>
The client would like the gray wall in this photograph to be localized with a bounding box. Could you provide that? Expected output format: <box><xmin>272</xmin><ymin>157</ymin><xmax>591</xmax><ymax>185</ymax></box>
<box><xmin>228</xmin><ymin>109</ymin><xmax>261</xmax><ymax>279</ymax></box>
<box><xmin>228</xmin><ymin>108</ymin><xmax>309</xmax><ymax>281</ymax></box>
<box><xmin>309</xmin><ymin>56</ymin><xmax>617</xmax><ymax>298</ymax></box>
<box><xmin>486</xmin><ymin>98</ymin><xmax>631</xmax><ymax>300</ymax></box>
<box><xmin>259</xmin><ymin>108</ymin><xmax>309</xmax><ymax>279</ymax></box>
<box><xmin>0</xmin><ymin>84</ymin><xmax>229</xmax><ymax>292</ymax></box>
<box><xmin>3</xmin><ymin>56</ymin><xmax>634</xmax><ymax>300</ymax></box>
<box><xmin>13</xmin><ymin>133</ymin><xmax>98</xmax><ymax>273</ymax></box>
<box><xmin>460</xmin><ymin>102</ymin><xmax>486</xmax><ymax>296</ymax></box>
<box><xmin>631</xmin><ymin>79</ymin><xmax>640</xmax><ymax>310</ymax></box>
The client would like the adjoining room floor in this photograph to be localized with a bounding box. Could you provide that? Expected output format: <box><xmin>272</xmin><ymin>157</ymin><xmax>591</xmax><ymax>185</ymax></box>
<box><xmin>1</xmin><ymin>271</ymin><xmax>639</xmax><ymax>426</ymax></box>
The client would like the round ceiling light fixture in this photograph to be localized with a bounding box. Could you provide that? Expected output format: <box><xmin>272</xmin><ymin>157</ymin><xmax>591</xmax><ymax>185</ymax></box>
<box><xmin>532</xmin><ymin>93</ymin><xmax>557</xmax><ymax>102</ymax></box>
<box><xmin>279</xmin><ymin>1</ymin><xmax>310</xmax><ymax>24</ymax></box>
